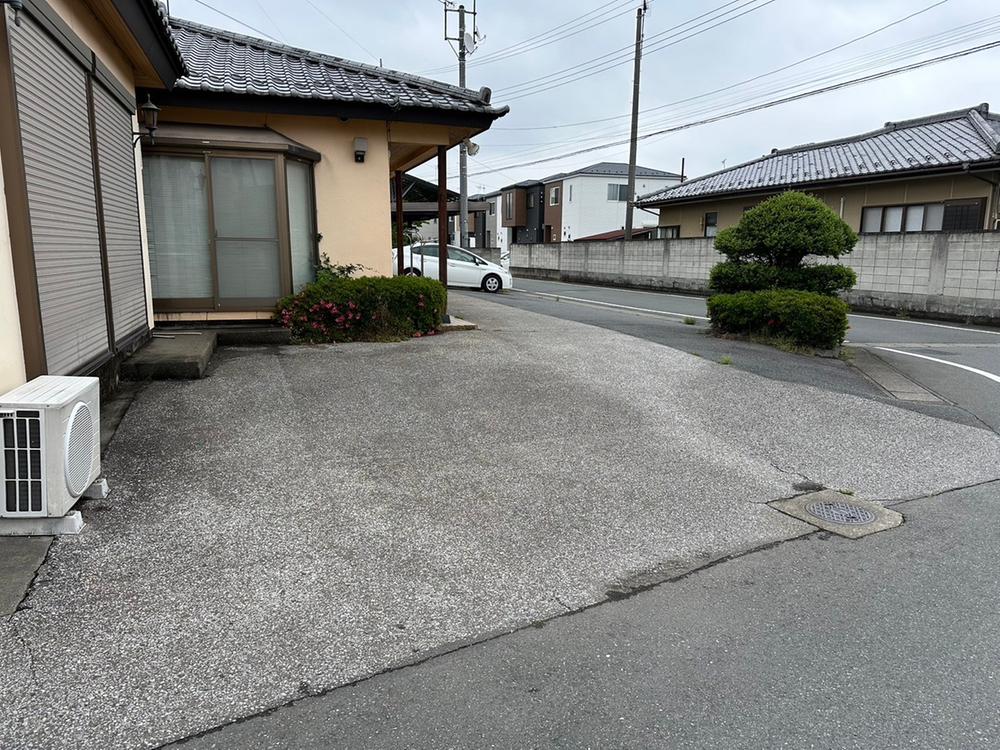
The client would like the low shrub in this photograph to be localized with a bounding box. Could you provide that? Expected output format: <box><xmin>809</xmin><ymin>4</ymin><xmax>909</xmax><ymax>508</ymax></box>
<box><xmin>709</xmin><ymin>261</ymin><xmax>856</xmax><ymax>296</ymax></box>
<box><xmin>714</xmin><ymin>191</ymin><xmax>858</xmax><ymax>268</ymax></box>
<box><xmin>276</xmin><ymin>275</ymin><xmax>447</xmax><ymax>343</ymax></box>
<box><xmin>707</xmin><ymin>289</ymin><xmax>849</xmax><ymax>349</ymax></box>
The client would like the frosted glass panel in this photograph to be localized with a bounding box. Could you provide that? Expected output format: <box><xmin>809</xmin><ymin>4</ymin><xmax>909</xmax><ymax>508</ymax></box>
<box><xmin>216</xmin><ymin>240</ymin><xmax>280</xmax><ymax>298</ymax></box>
<box><xmin>287</xmin><ymin>160</ymin><xmax>315</xmax><ymax>291</ymax></box>
<box><xmin>210</xmin><ymin>158</ymin><xmax>277</xmax><ymax>238</ymax></box>
<box><xmin>883</xmin><ymin>206</ymin><xmax>903</xmax><ymax>233</ymax></box>
<box><xmin>924</xmin><ymin>204</ymin><xmax>944</xmax><ymax>231</ymax></box>
<box><xmin>905</xmin><ymin>205</ymin><xmax>924</xmax><ymax>232</ymax></box>
<box><xmin>143</xmin><ymin>155</ymin><xmax>212</xmax><ymax>298</ymax></box>
<box><xmin>211</xmin><ymin>157</ymin><xmax>280</xmax><ymax>300</ymax></box>
<box><xmin>861</xmin><ymin>207</ymin><xmax>881</xmax><ymax>233</ymax></box>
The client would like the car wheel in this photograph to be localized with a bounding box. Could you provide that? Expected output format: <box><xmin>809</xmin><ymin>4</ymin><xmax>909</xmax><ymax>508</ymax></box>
<box><xmin>482</xmin><ymin>274</ymin><xmax>502</xmax><ymax>293</ymax></box>
<box><xmin>403</xmin><ymin>268</ymin><xmax>421</xmax><ymax>277</ymax></box>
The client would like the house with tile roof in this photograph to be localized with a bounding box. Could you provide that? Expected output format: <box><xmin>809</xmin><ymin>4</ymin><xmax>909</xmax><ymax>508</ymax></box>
<box><xmin>137</xmin><ymin>17</ymin><xmax>507</xmax><ymax>322</ymax></box>
<box><xmin>637</xmin><ymin>104</ymin><xmax>1000</xmax><ymax>240</ymax></box>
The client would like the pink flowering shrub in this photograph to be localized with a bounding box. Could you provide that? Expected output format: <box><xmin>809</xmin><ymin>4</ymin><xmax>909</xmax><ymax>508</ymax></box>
<box><xmin>276</xmin><ymin>276</ymin><xmax>446</xmax><ymax>343</ymax></box>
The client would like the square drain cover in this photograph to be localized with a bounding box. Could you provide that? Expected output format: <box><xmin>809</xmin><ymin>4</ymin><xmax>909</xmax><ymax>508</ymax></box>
<box><xmin>770</xmin><ymin>490</ymin><xmax>902</xmax><ymax>539</ymax></box>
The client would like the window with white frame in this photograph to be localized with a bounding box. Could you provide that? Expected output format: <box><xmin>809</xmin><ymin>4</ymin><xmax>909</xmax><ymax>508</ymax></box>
<box><xmin>607</xmin><ymin>183</ymin><xmax>628</xmax><ymax>201</ymax></box>
<box><xmin>654</xmin><ymin>225</ymin><xmax>680</xmax><ymax>239</ymax></box>
<box><xmin>550</xmin><ymin>186</ymin><xmax>560</xmax><ymax>205</ymax></box>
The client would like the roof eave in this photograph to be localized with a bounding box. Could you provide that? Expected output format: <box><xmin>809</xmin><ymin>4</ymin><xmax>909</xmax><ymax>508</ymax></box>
<box><xmin>143</xmin><ymin>87</ymin><xmax>508</xmax><ymax>129</ymax></box>
<box><xmin>637</xmin><ymin>160</ymin><xmax>1000</xmax><ymax>208</ymax></box>
<box><xmin>111</xmin><ymin>0</ymin><xmax>187</xmax><ymax>88</ymax></box>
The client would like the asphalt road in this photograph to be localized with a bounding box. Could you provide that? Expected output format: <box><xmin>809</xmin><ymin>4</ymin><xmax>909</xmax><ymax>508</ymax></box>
<box><xmin>483</xmin><ymin>277</ymin><xmax>1000</xmax><ymax>433</ymax></box>
<box><xmin>176</xmin><ymin>480</ymin><xmax>1000</xmax><ymax>750</ymax></box>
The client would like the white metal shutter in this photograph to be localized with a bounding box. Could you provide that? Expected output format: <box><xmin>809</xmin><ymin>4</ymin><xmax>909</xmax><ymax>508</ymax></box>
<box><xmin>8</xmin><ymin>12</ymin><xmax>109</xmax><ymax>374</ymax></box>
<box><xmin>93</xmin><ymin>84</ymin><xmax>148</xmax><ymax>342</ymax></box>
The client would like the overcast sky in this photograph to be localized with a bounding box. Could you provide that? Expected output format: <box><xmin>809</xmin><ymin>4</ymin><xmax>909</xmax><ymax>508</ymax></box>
<box><xmin>168</xmin><ymin>0</ymin><xmax>1000</xmax><ymax>193</ymax></box>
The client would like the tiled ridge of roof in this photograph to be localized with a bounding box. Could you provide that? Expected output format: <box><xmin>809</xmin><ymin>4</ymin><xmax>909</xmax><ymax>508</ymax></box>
<box><xmin>149</xmin><ymin>1</ymin><xmax>188</xmax><ymax>77</ymax></box>
<box><xmin>637</xmin><ymin>104</ymin><xmax>1000</xmax><ymax>205</ymax></box>
<box><xmin>168</xmin><ymin>17</ymin><xmax>507</xmax><ymax>117</ymax></box>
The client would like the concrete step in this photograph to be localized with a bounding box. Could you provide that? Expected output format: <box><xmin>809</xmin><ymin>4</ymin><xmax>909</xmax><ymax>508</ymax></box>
<box><xmin>155</xmin><ymin>325</ymin><xmax>291</xmax><ymax>346</ymax></box>
<box><xmin>121</xmin><ymin>332</ymin><xmax>217</xmax><ymax>380</ymax></box>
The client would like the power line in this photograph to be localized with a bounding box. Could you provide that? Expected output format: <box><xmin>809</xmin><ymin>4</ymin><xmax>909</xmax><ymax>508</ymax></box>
<box><xmin>463</xmin><ymin>39</ymin><xmax>1000</xmax><ymax>177</ymax></box>
<box><xmin>494</xmin><ymin>0</ymin><xmax>767</xmax><ymax>97</ymax></box>
<box><xmin>418</xmin><ymin>0</ymin><xmax>635</xmax><ymax>75</ymax></box>
<box><xmin>188</xmin><ymin>0</ymin><xmax>279</xmax><ymax>41</ymax></box>
<box><xmin>254</xmin><ymin>0</ymin><xmax>286</xmax><ymax>42</ymax></box>
<box><xmin>479</xmin><ymin>2</ymin><xmax>991</xmax><ymax>163</ymax></box>
<box><xmin>493</xmin><ymin>0</ymin><xmax>952</xmax><ymax>130</ymax></box>
<box><xmin>303</xmin><ymin>0</ymin><xmax>380</xmax><ymax>64</ymax></box>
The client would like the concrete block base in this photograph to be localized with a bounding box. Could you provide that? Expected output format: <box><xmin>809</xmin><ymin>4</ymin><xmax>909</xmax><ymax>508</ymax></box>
<box><xmin>121</xmin><ymin>332</ymin><xmax>217</xmax><ymax>380</ymax></box>
<box><xmin>83</xmin><ymin>477</ymin><xmax>110</xmax><ymax>500</ymax></box>
<box><xmin>0</xmin><ymin>511</ymin><xmax>84</xmax><ymax>536</ymax></box>
<box><xmin>440</xmin><ymin>317</ymin><xmax>477</xmax><ymax>332</ymax></box>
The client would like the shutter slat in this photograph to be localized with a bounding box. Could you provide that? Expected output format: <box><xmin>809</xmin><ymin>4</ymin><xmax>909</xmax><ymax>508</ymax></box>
<box><xmin>9</xmin><ymin>12</ymin><xmax>109</xmax><ymax>374</ymax></box>
<box><xmin>93</xmin><ymin>85</ymin><xmax>148</xmax><ymax>341</ymax></box>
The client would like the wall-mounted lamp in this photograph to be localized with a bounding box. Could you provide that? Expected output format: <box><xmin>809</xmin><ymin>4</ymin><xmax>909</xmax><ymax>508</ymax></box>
<box><xmin>0</xmin><ymin>0</ymin><xmax>23</xmax><ymax>27</ymax></box>
<box><xmin>133</xmin><ymin>94</ymin><xmax>160</xmax><ymax>146</ymax></box>
<box><xmin>354</xmin><ymin>137</ymin><xmax>368</xmax><ymax>163</ymax></box>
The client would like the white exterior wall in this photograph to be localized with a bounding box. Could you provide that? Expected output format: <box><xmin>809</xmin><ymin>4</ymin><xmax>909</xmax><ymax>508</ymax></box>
<box><xmin>0</xmin><ymin>144</ymin><xmax>27</xmax><ymax>393</ymax></box>
<box><xmin>559</xmin><ymin>174</ymin><xmax>681</xmax><ymax>241</ymax></box>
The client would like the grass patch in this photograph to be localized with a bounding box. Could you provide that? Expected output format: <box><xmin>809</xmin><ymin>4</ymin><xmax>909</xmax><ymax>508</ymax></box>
<box><xmin>746</xmin><ymin>332</ymin><xmax>817</xmax><ymax>356</ymax></box>
<box><xmin>719</xmin><ymin>356</ymin><xmax>733</xmax><ymax>365</ymax></box>
<box><xmin>682</xmin><ymin>316</ymin><xmax>697</xmax><ymax>325</ymax></box>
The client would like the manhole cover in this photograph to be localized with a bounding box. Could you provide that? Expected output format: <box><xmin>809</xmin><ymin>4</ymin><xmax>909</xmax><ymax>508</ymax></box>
<box><xmin>805</xmin><ymin>500</ymin><xmax>876</xmax><ymax>525</ymax></box>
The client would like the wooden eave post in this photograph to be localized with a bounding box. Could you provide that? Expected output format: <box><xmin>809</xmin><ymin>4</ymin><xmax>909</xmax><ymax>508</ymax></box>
<box><xmin>437</xmin><ymin>145</ymin><xmax>448</xmax><ymax>289</ymax></box>
<box><xmin>394</xmin><ymin>170</ymin><xmax>405</xmax><ymax>276</ymax></box>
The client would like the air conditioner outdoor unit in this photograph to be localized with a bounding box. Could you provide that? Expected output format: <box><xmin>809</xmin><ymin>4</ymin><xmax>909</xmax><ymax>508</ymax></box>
<box><xmin>1</xmin><ymin>376</ymin><xmax>100</xmax><ymax>523</ymax></box>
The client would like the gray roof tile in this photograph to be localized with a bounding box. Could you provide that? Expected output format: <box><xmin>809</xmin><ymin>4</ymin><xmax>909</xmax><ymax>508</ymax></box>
<box><xmin>168</xmin><ymin>18</ymin><xmax>507</xmax><ymax>119</ymax></box>
<box><xmin>638</xmin><ymin>105</ymin><xmax>1000</xmax><ymax>205</ymax></box>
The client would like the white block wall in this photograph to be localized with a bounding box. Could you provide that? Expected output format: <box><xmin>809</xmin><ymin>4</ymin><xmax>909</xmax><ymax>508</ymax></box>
<box><xmin>512</xmin><ymin>232</ymin><xmax>1000</xmax><ymax>322</ymax></box>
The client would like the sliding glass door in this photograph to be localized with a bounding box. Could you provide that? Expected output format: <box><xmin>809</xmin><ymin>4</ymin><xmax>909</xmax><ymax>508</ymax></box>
<box><xmin>144</xmin><ymin>151</ymin><xmax>314</xmax><ymax>311</ymax></box>
<box><xmin>210</xmin><ymin>156</ymin><xmax>283</xmax><ymax>306</ymax></box>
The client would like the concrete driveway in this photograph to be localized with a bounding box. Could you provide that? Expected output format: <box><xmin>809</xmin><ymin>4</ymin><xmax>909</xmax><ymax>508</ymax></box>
<box><xmin>3</xmin><ymin>295</ymin><xmax>999</xmax><ymax>749</ymax></box>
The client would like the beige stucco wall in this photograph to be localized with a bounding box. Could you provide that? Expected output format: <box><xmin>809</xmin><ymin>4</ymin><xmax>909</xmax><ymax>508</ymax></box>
<box><xmin>0</xmin><ymin>144</ymin><xmax>26</xmax><ymax>393</ymax></box>
<box><xmin>158</xmin><ymin>107</ymin><xmax>453</xmax><ymax>278</ymax></box>
<box><xmin>658</xmin><ymin>174</ymin><xmax>995</xmax><ymax>237</ymax></box>
<box><xmin>46</xmin><ymin>0</ymin><xmax>135</xmax><ymax>89</ymax></box>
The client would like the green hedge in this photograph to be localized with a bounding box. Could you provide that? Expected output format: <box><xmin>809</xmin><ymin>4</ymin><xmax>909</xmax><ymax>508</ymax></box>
<box><xmin>714</xmin><ymin>191</ymin><xmax>858</xmax><ymax>267</ymax></box>
<box><xmin>276</xmin><ymin>275</ymin><xmax>447</xmax><ymax>343</ymax></box>
<box><xmin>709</xmin><ymin>262</ymin><xmax>856</xmax><ymax>296</ymax></box>
<box><xmin>707</xmin><ymin>289</ymin><xmax>849</xmax><ymax>349</ymax></box>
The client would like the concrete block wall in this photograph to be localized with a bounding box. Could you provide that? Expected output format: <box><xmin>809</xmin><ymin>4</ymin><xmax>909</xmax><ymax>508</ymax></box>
<box><xmin>511</xmin><ymin>232</ymin><xmax>1000</xmax><ymax>324</ymax></box>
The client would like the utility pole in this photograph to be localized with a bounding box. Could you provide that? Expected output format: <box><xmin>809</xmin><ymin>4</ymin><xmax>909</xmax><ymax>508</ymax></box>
<box><xmin>444</xmin><ymin>1</ymin><xmax>479</xmax><ymax>249</ymax></box>
<box><xmin>623</xmin><ymin>1</ymin><xmax>648</xmax><ymax>241</ymax></box>
<box><xmin>458</xmin><ymin>4</ymin><xmax>469</xmax><ymax>249</ymax></box>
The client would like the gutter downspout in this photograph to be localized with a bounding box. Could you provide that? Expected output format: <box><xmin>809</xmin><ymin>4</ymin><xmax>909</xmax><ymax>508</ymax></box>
<box><xmin>967</xmin><ymin>166</ymin><xmax>1000</xmax><ymax>229</ymax></box>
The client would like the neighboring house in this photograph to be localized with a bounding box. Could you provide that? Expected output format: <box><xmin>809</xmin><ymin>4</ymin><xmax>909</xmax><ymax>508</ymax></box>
<box><xmin>638</xmin><ymin>104</ymin><xmax>1000</xmax><ymax>238</ymax></box>
<box><xmin>545</xmin><ymin>162</ymin><xmax>681</xmax><ymax>242</ymax></box>
<box><xmin>500</xmin><ymin>179</ymin><xmax>545</xmax><ymax>244</ymax></box>
<box><xmin>0</xmin><ymin>0</ymin><xmax>186</xmax><ymax>393</ymax></box>
<box><xmin>480</xmin><ymin>190</ymin><xmax>502</xmax><ymax>253</ymax></box>
<box><xmin>142</xmin><ymin>18</ymin><xmax>507</xmax><ymax>322</ymax></box>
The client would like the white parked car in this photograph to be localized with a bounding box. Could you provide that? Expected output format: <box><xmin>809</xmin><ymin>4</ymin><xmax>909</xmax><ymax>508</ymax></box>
<box><xmin>392</xmin><ymin>243</ymin><xmax>513</xmax><ymax>293</ymax></box>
